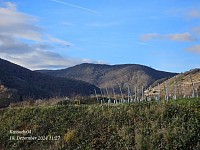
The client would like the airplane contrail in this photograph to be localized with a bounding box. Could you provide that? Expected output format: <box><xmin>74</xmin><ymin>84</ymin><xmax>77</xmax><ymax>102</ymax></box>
<box><xmin>51</xmin><ymin>0</ymin><xmax>100</xmax><ymax>14</ymax></box>
<box><xmin>133</xmin><ymin>41</ymin><xmax>153</xmax><ymax>47</ymax></box>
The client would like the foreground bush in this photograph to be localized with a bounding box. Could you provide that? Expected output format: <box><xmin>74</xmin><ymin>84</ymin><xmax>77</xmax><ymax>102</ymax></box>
<box><xmin>0</xmin><ymin>99</ymin><xmax>200</xmax><ymax>149</ymax></box>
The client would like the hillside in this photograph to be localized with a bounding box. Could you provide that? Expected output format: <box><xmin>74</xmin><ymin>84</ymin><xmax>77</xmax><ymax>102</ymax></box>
<box><xmin>38</xmin><ymin>63</ymin><xmax>177</xmax><ymax>93</ymax></box>
<box><xmin>146</xmin><ymin>68</ymin><xmax>200</xmax><ymax>99</ymax></box>
<box><xmin>0</xmin><ymin>99</ymin><xmax>200</xmax><ymax>149</ymax></box>
<box><xmin>0</xmin><ymin>59</ymin><xmax>100</xmax><ymax>107</ymax></box>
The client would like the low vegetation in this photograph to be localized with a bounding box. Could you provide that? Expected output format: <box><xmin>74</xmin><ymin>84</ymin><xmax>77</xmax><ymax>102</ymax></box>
<box><xmin>0</xmin><ymin>98</ymin><xmax>200</xmax><ymax>149</ymax></box>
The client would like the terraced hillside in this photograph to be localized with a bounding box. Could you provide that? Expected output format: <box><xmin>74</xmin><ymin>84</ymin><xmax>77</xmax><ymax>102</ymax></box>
<box><xmin>146</xmin><ymin>69</ymin><xmax>200</xmax><ymax>99</ymax></box>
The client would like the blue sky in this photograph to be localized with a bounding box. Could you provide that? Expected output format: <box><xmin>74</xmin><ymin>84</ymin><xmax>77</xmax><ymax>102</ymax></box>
<box><xmin>0</xmin><ymin>0</ymin><xmax>200</xmax><ymax>72</ymax></box>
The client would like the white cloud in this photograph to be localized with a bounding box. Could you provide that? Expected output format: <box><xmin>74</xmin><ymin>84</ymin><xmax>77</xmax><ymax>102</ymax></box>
<box><xmin>140</xmin><ymin>33</ymin><xmax>161</xmax><ymax>41</ymax></box>
<box><xmin>47</xmin><ymin>36</ymin><xmax>72</xmax><ymax>46</ymax></box>
<box><xmin>168</xmin><ymin>33</ymin><xmax>197</xmax><ymax>42</ymax></box>
<box><xmin>0</xmin><ymin>2</ymin><xmax>42</xmax><ymax>41</ymax></box>
<box><xmin>186</xmin><ymin>45</ymin><xmax>200</xmax><ymax>54</ymax></box>
<box><xmin>187</xmin><ymin>9</ymin><xmax>200</xmax><ymax>19</ymax></box>
<box><xmin>141</xmin><ymin>32</ymin><xmax>197</xmax><ymax>42</ymax></box>
<box><xmin>86</xmin><ymin>22</ymin><xmax>120</xmax><ymax>28</ymax></box>
<box><xmin>0</xmin><ymin>2</ymin><xmax>96</xmax><ymax>70</ymax></box>
<box><xmin>0</xmin><ymin>2</ymin><xmax>73</xmax><ymax>44</ymax></box>
<box><xmin>192</xmin><ymin>26</ymin><xmax>200</xmax><ymax>35</ymax></box>
<box><xmin>61</xmin><ymin>22</ymin><xmax>74</xmax><ymax>26</ymax></box>
<box><xmin>0</xmin><ymin>35</ymin><xmax>33</xmax><ymax>54</ymax></box>
<box><xmin>133</xmin><ymin>41</ymin><xmax>153</xmax><ymax>47</ymax></box>
<box><xmin>1</xmin><ymin>50</ymin><xmax>98</xmax><ymax>70</ymax></box>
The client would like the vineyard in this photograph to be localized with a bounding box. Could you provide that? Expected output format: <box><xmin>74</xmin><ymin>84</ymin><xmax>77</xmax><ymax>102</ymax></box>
<box><xmin>0</xmin><ymin>98</ymin><xmax>200</xmax><ymax>150</ymax></box>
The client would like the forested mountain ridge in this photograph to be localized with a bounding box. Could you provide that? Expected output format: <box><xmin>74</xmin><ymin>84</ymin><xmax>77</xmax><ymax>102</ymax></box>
<box><xmin>38</xmin><ymin>63</ymin><xmax>178</xmax><ymax>91</ymax></box>
<box><xmin>0</xmin><ymin>59</ymin><xmax>100</xmax><ymax>107</ymax></box>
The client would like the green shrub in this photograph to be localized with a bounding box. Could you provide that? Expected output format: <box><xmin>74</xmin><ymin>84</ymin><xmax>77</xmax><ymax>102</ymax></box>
<box><xmin>0</xmin><ymin>99</ymin><xmax>200</xmax><ymax>149</ymax></box>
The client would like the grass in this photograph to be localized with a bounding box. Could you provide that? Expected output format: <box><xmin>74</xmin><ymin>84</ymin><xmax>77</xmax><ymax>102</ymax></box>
<box><xmin>0</xmin><ymin>99</ymin><xmax>200</xmax><ymax>149</ymax></box>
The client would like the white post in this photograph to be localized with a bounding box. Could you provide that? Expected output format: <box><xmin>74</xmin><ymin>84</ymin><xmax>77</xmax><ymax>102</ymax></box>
<box><xmin>112</xmin><ymin>87</ymin><xmax>117</xmax><ymax>104</ymax></box>
<box><xmin>141</xmin><ymin>85</ymin><xmax>144</xmax><ymax>101</ymax></box>
<box><xmin>134</xmin><ymin>85</ymin><xmax>137</xmax><ymax>102</ymax></box>
<box><xmin>94</xmin><ymin>89</ymin><xmax>99</xmax><ymax>103</ymax></box>
<box><xmin>158</xmin><ymin>83</ymin><xmax>160</xmax><ymax>101</ymax></box>
<box><xmin>100</xmin><ymin>88</ymin><xmax>105</xmax><ymax>103</ymax></box>
<box><xmin>118</xmin><ymin>84</ymin><xmax>124</xmax><ymax>103</ymax></box>
<box><xmin>174</xmin><ymin>77</ymin><xmax>177</xmax><ymax>100</ymax></box>
<box><xmin>165</xmin><ymin>81</ymin><xmax>169</xmax><ymax>101</ymax></box>
<box><xmin>126</xmin><ymin>83</ymin><xmax>132</xmax><ymax>103</ymax></box>
<box><xmin>190</xmin><ymin>75</ymin><xmax>195</xmax><ymax>98</ymax></box>
<box><xmin>106</xmin><ymin>88</ymin><xmax>111</xmax><ymax>104</ymax></box>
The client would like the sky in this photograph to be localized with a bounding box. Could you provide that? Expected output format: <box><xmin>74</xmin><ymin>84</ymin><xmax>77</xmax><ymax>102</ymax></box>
<box><xmin>0</xmin><ymin>0</ymin><xmax>200</xmax><ymax>72</ymax></box>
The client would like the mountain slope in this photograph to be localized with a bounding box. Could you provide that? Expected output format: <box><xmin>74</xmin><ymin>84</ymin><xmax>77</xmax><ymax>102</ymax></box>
<box><xmin>38</xmin><ymin>63</ymin><xmax>177</xmax><ymax>93</ymax></box>
<box><xmin>146</xmin><ymin>68</ymin><xmax>200</xmax><ymax>99</ymax></box>
<box><xmin>0</xmin><ymin>59</ymin><xmax>100</xmax><ymax>105</ymax></box>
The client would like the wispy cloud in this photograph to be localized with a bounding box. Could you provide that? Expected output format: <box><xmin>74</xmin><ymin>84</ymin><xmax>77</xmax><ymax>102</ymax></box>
<box><xmin>0</xmin><ymin>2</ymin><xmax>97</xmax><ymax>70</ymax></box>
<box><xmin>168</xmin><ymin>33</ymin><xmax>197</xmax><ymax>42</ymax></box>
<box><xmin>140</xmin><ymin>33</ymin><xmax>161</xmax><ymax>41</ymax></box>
<box><xmin>187</xmin><ymin>9</ymin><xmax>200</xmax><ymax>19</ymax></box>
<box><xmin>1</xmin><ymin>51</ymin><xmax>98</xmax><ymax>70</ymax></box>
<box><xmin>133</xmin><ymin>41</ymin><xmax>153</xmax><ymax>47</ymax></box>
<box><xmin>0</xmin><ymin>2</ymin><xmax>71</xmax><ymax>45</ymax></box>
<box><xmin>47</xmin><ymin>35</ymin><xmax>72</xmax><ymax>46</ymax></box>
<box><xmin>186</xmin><ymin>45</ymin><xmax>200</xmax><ymax>54</ymax></box>
<box><xmin>141</xmin><ymin>32</ymin><xmax>197</xmax><ymax>42</ymax></box>
<box><xmin>61</xmin><ymin>22</ymin><xmax>74</xmax><ymax>26</ymax></box>
<box><xmin>86</xmin><ymin>22</ymin><xmax>120</xmax><ymax>28</ymax></box>
<box><xmin>51</xmin><ymin>0</ymin><xmax>100</xmax><ymax>14</ymax></box>
<box><xmin>0</xmin><ymin>2</ymin><xmax>42</xmax><ymax>41</ymax></box>
<box><xmin>192</xmin><ymin>26</ymin><xmax>200</xmax><ymax>35</ymax></box>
